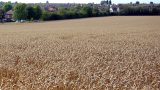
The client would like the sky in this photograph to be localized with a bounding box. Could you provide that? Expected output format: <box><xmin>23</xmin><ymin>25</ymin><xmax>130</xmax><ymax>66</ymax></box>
<box><xmin>1</xmin><ymin>0</ymin><xmax>160</xmax><ymax>4</ymax></box>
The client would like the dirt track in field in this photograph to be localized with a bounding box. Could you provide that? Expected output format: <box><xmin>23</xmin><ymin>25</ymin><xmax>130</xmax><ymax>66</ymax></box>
<box><xmin>0</xmin><ymin>16</ymin><xmax>160</xmax><ymax>90</ymax></box>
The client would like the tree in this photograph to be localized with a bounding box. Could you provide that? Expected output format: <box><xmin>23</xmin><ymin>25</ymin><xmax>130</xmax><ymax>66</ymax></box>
<box><xmin>0</xmin><ymin>9</ymin><xmax>4</xmax><ymax>22</ymax></box>
<box><xmin>33</xmin><ymin>5</ymin><xmax>42</xmax><ymax>20</ymax></box>
<box><xmin>58</xmin><ymin>7</ymin><xmax>67</xmax><ymax>19</ymax></box>
<box><xmin>152</xmin><ymin>7</ymin><xmax>159</xmax><ymax>15</ymax></box>
<box><xmin>58</xmin><ymin>8</ymin><xmax>77</xmax><ymax>19</ymax></box>
<box><xmin>150</xmin><ymin>2</ymin><xmax>154</xmax><ymax>5</ymax></box>
<box><xmin>41</xmin><ymin>11</ymin><xmax>62</xmax><ymax>21</ymax></box>
<box><xmin>65</xmin><ymin>10</ymin><xmax>77</xmax><ymax>19</ymax></box>
<box><xmin>136</xmin><ymin>1</ymin><xmax>140</xmax><ymax>5</ymax></box>
<box><xmin>2</xmin><ymin>2</ymin><xmax>12</xmax><ymax>12</ymax></box>
<box><xmin>92</xmin><ymin>7</ymin><xmax>99</xmax><ymax>16</ymax></box>
<box><xmin>82</xmin><ymin>6</ymin><xmax>93</xmax><ymax>17</ymax></box>
<box><xmin>26</xmin><ymin>6</ymin><xmax>35</xmax><ymax>20</ymax></box>
<box><xmin>41</xmin><ymin>11</ymin><xmax>51</xmax><ymax>21</ymax></box>
<box><xmin>13</xmin><ymin>4</ymin><xmax>27</xmax><ymax>21</ymax></box>
<box><xmin>109</xmin><ymin>0</ymin><xmax>112</xmax><ymax>5</ymax></box>
<box><xmin>79</xmin><ymin>6</ymin><xmax>93</xmax><ymax>17</ymax></box>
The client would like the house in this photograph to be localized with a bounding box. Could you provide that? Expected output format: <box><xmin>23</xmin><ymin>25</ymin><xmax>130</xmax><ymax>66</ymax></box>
<box><xmin>110</xmin><ymin>5</ymin><xmax>120</xmax><ymax>13</ymax></box>
<box><xmin>45</xmin><ymin>6</ymin><xmax>58</xmax><ymax>12</ymax></box>
<box><xmin>101</xmin><ymin>0</ymin><xmax>112</xmax><ymax>6</ymax></box>
<box><xmin>48</xmin><ymin>7</ymin><xmax>58</xmax><ymax>12</ymax></box>
<box><xmin>5</xmin><ymin>10</ymin><xmax>13</xmax><ymax>22</ymax></box>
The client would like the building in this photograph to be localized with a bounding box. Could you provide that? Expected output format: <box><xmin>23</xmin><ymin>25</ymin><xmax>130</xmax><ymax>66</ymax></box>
<box><xmin>4</xmin><ymin>10</ymin><xmax>13</xmax><ymax>22</ymax></box>
<box><xmin>100</xmin><ymin>0</ymin><xmax>120</xmax><ymax>13</ymax></box>
<box><xmin>110</xmin><ymin>4</ymin><xmax>120</xmax><ymax>13</ymax></box>
<box><xmin>101</xmin><ymin>0</ymin><xmax>112</xmax><ymax>6</ymax></box>
<box><xmin>45</xmin><ymin>6</ymin><xmax>58</xmax><ymax>12</ymax></box>
<box><xmin>48</xmin><ymin>6</ymin><xmax>58</xmax><ymax>12</ymax></box>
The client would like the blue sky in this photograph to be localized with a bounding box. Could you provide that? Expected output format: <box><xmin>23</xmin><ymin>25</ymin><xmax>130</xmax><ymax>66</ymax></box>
<box><xmin>1</xmin><ymin>0</ymin><xmax>160</xmax><ymax>4</ymax></box>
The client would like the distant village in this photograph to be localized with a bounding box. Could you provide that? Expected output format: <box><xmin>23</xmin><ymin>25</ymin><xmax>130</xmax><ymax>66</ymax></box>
<box><xmin>0</xmin><ymin>0</ymin><xmax>160</xmax><ymax>22</ymax></box>
<box><xmin>0</xmin><ymin>0</ymin><xmax>119</xmax><ymax>15</ymax></box>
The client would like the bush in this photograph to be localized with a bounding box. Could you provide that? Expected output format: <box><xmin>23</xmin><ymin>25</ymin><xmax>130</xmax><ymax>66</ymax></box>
<box><xmin>41</xmin><ymin>11</ymin><xmax>62</xmax><ymax>21</ymax></box>
<box><xmin>41</xmin><ymin>11</ymin><xmax>51</xmax><ymax>21</ymax></box>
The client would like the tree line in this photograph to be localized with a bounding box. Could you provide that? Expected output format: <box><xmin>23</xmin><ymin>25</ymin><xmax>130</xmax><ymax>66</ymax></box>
<box><xmin>0</xmin><ymin>3</ymin><xmax>42</xmax><ymax>22</ymax></box>
<box><xmin>0</xmin><ymin>2</ymin><xmax>160</xmax><ymax>22</ymax></box>
<box><xmin>14</xmin><ymin>4</ymin><xmax>42</xmax><ymax>21</ymax></box>
<box><xmin>119</xmin><ymin>4</ymin><xmax>160</xmax><ymax>15</ymax></box>
<box><xmin>41</xmin><ymin>6</ymin><xmax>110</xmax><ymax>21</ymax></box>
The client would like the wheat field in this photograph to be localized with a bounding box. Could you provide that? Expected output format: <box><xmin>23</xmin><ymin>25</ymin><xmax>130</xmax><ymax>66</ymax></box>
<box><xmin>0</xmin><ymin>16</ymin><xmax>160</xmax><ymax>90</ymax></box>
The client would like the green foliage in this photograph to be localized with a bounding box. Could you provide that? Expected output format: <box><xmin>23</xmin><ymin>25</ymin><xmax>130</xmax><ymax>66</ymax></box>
<box><xmin>41</xmin><ymin>5</ymin><xmax>108</xmax><ymax>21</ymax></box>
<box><xmin>81</xmin><ymin>6</ymin><xmax>93</xmax><ymax>17</ymax></box>
<box><xmin>92</xmin><ymin>7</ymin><xmax>100</xmax><ymax>16</ymax></box>
<box><xmin>57</xmin><ymin>7</ymin><xmax>67</xmax><ymax>19</ymax></box>
<box><xmin>2</xmin><ymin>2</ymin><xmax>160</xmax><ymax>22</ymax></box>
<box><xmin>136</xmin><ymin>1</ymin><xmax>140</xmax><ymax>5</ymax></box>
<box><xmin>41</xmin><ymin>11</ymin><xmax>51</xmax><ymax>21</ymax></box>
<box><xmin>57</xmin><ymin>7</ymin><xmax>77</xmax><ymax>19</ymax></box>
<box><xmin>0</xmin><ymin>9</ymin><xmax>4</xmax><ymax>18</ymax></box>
<box><xmin>26</xmin><ymin>6</ymin><xmax>35</xmax><ymax>20</ymax></box>
<box><xmin>13</xmin><ymin>4</ymin><xmax>42</xmax><ymax>21</ymax></box>
<box><xmin>65</xmin><ymin>10</ymin><xmax>77</xmax><ymax>19</ymax></box>
<box><xmin>13</xmin><ymin>4</ymin><xmax>28</xmax><ymax>20</ymax></box>
<box><xmin>0</xmin><ymin>9</ymin><xmax>4</xmax><ymax>22</ymax></box>
<box><xmin>119</xmin><ymin>5</ymin><xmax>160</xmax><ymax>16</ymax></box>
<box><xmin>33</xmin><ymin>5</ymin><xmax>42</xmax><ymax>20</ymax></box>
<box><xmin>2</xmin><ymin>2</ymin><xmax>12</xmax><ymax>12</ymax></box>
<box><xmin>152</xmin><ymin>7</ymin><xmax>160</xmax><ymax>15</ymax></box>
<box><xmin>41</xmin><ymin>11</ymin><xmax>63</xmax><ymax>21</ymax></box>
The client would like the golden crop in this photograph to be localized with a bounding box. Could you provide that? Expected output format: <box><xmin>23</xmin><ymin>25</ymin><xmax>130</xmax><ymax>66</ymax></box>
<box><xmin>0</xmin><ymin>16</ymin><xmax>160</xmax><ymax>90</ymax></box>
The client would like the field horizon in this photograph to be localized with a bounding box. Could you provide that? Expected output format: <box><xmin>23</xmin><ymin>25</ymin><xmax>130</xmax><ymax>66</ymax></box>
<box><xmin>0</xmin><ymin>16</ymin><xmax>160</xmax><ymax>90</ymax></box>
